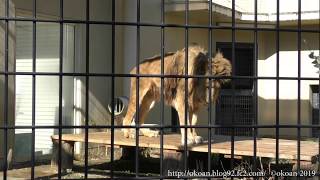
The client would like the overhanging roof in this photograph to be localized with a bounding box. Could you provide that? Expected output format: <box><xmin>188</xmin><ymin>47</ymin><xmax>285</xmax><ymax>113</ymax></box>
<box><xmin>165</xmin><ymin>0</ymin><xmax>320</xmax><ymax>22</ymax></box>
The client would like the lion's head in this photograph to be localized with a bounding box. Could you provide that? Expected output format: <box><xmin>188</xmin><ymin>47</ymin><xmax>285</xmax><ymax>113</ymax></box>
<box><xmin>206</xmin><ymin>52</ymin><xmax>232</xmax><ymax>103</ymax></box>
<box><xmin>212</xmin><ymin>52</ymin><xmax>232</xmax><ymax>82</ymax></box>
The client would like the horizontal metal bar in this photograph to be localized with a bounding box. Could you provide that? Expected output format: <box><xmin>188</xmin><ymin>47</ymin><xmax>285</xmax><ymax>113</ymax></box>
<box><xmin>87</xmin><ymin>174</ymin><xmax>320</xmax><ymax>180</ymax></box>
<box><xmin>1</xmin><ymin>71</ymin><xmax>320</xmax><ymax>80</ymax></box>
<box><xmin>2</xmin><ymin>124</ymin><xmax>320</xmax><ymax>129</ymax></box>
<box><xmin>0</xmin><ymin>17</ymin><xmax>319</xmax><ymax>33</ymax></box>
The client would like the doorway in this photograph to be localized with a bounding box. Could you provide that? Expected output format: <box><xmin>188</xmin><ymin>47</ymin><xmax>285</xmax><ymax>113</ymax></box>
<box><xmin>215</xmin><ymin>42</ymin><xmax>256</xmax><ymax>136</ymax></box>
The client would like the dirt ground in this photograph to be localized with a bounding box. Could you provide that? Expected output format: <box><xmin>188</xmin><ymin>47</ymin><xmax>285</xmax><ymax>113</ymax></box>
<box><xmin>1</xmin><ymin>157</ymin><xmax>161</xmax><ymax>179</ymax></box>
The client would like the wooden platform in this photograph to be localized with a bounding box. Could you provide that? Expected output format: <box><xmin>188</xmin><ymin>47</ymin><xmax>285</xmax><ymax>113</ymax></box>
<box><xmin>51</xmin><ymin>131</ymin><xmax>319</xmax><ymax>162</ymax></box>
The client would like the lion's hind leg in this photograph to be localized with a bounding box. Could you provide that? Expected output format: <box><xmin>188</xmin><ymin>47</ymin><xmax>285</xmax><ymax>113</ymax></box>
<box><xmin>122</xmin><ymin>77</ymin><xmax>138</xmax><ymax>138</ymax></box>
<box><xmin>122</xmin><ymin>89</ymin><xmax>136</xmax><ymax>138</ymax></box>
<box><xmin>137</xmin><ymin>90</ymin><xmax>159</xmax><ymax>138</ymax></box>
<box><xmin>123</xmin><ymin>79</ymin><xmax>153</xmax><ymax>139</ymax></box>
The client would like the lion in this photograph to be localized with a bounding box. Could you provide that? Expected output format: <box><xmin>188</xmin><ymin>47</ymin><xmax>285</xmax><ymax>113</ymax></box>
<box><xmin>122</xmin><ymin>45</ymin><xmax>232</xmax><ymax>145</ymax></box>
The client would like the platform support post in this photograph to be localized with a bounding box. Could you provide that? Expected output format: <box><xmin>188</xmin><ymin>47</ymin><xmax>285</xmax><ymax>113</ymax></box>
<box><xmin>121</xmin><ymin>146</ymin><xmax>136</xmax><ymax>160</ymax></box>
<box><xmin>163</xmin><ymin>150</ymin><xmax>185</xmax><ymax>176</ymax></box>
<box><xmin>51</xmin><ymin>139</ymin><xmax>74</xmax><ymax>171</ymax></box>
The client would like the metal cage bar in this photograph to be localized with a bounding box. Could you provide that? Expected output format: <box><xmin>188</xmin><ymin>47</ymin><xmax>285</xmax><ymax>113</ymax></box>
<box><xmin>31</xmin><ymin>0</ymin><xmax>37</xmax><ymax>178</ymax></box>
<box><xmin>230</xmin><ymin>0</ymin><xmax>236</xmax><ymax>172</ymax></box>
<box><xmin>4</xmin><ymin>124</ymin><xmax>320</xmax><ymax>129</ymax></box>
<box><xmin>84</xmin><ymin>0</ymin><xmax>90</xmax><ymax>178</ymax></box>
<box><xmin>135</xmin><ymin>0</ymin><xmax>141</xmax><ymax>177</ymax></box>
<box><xmin>184</xmin><ymin>0</ymin><xmax>189</xmax><ymax>173</ymax></box>
<box><xmin>297</xmin><ymin>0</ymin><xmax>302</xmax><ymax>176</ymax></box>
<box><xmin>110</xmin><ymin>0</ymin><xmax>116</xmax><ymax>179</ymax></box>
<box><xmin>276</xmin><ymin>0</ymin><xmax>280</xmax><ymax>169</ymax></box>
<box><xmin>318</xmin><ymin>2</ymin><xmax>320</xmax><ymax>179</ymax></box>
<box><xmin>0</xmin><ymin>17</ymin><xmax>319</xmax><ymax>33</ymax></box>
<box><xmin>3</xmin><ymin>0</ymin><xmax>9</xmax><ymax>179</ymax></box>
<box><xmin>253</xmin><ymin>0</ymin><xmax>258</xmax><ymax>174</ymax></box>
<box><xmin>207</xmin><ymin>0</ymin><xmax>213</xmax><ymax>176</ymax></box>
<box><xmin>58</xmin><ymin>0</ymin><xmax>64</xmax><ymax>178</ymax></box>
<box><xmin>1</xmin><ymin>72</ymin><xmax>320</xmax><ymax>80</ymax></box>
<box><xmin>160</xmin><ymin>0</ymin><xmax>165</xmax><ymax>178</ymax></box>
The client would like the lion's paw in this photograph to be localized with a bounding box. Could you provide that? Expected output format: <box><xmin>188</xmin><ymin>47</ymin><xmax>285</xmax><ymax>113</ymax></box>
<box><xmin>194</xmin><ymin>136</ymin><xmax>203</xmax><ymax>144</ymax></box>
<box><xmin>146</xmin><ymin>130</ymin><xmax>159</xmax><ymax>137</ymax></box>
<box><xmin>140</xmin><ymin>129</ymin><xmax>159</xmax><ymax>138</ymax></box>
<box><xmin>129</xmin><ymin>130</ymin><xmax>136</xmax><ymax>139</ymax></box>
<box><xmin>128</xmin><ymin>131</ymin><xmax>136</xmax><ymax>139</ymax></box>
<box><xmin>181</xmin><ymin>138</ymin><xmax>195</xmax><ymax>146</ymax></box>
<box><xmin>122</xmin><ymin>129</ymin><xmax>130</xmax><ymax>138</ymax></box>
<box><xmin>122</xmin><ymin>129</ymin><xmax>136</xmax><ymax>139</ymax></box>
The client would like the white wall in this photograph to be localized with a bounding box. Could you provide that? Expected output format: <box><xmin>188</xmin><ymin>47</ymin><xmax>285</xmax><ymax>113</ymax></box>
<box><xmin>12</xmin><ymin>0</ymin><xmax>125</xmax><ymax>160</ymax></box>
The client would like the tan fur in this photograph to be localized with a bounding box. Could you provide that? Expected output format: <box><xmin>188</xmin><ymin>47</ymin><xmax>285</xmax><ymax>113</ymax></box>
<box><xmin>122</xmin><ymin>45</ymin><xmax>232</xmax><ymax>145</ymax></box>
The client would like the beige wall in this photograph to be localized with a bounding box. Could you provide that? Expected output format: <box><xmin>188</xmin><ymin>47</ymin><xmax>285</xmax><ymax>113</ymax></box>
<box><xmin>124</xmin><ymin>7</ymin><xmax>320</xmax><ymax>138</ymax></box>
<box><xmin>257</xmin><ymin>31</ymin><xmax>319</xmax><ymax>137</ymax></box>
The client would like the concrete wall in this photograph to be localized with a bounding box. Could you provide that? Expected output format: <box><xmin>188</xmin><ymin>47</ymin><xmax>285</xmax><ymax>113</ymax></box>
<box><xmin>0</xmin><ymin>0</ymin><xmax>16</xmax><ymax>169</ymax></box>
<box><xmin>121</xmin><ymin>0</ymin><xmax>173</xmax><ymax>127</ymax></box>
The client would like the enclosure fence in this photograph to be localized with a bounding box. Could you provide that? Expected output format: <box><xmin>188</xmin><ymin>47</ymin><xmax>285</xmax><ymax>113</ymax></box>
<box><xmin>1</xmin><ymin>0</ymin><xmax>320</xmax><ymax>179</ymax></box>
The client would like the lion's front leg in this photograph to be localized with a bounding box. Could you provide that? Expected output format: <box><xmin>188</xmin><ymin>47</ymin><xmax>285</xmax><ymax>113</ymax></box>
<box><xmin>190</xmin><ymin>113</ymin><xmax>203</xmax><ymax>144</ymax></box>
<box><xmin>176</xmin><ymin>104</ymin><xmax>195</xmax><ymax>146</ymax></box>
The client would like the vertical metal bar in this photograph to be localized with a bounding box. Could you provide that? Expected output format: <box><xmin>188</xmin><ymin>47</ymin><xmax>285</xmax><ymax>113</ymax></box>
<box><xmin>207</xmin><ymin>0</ymin><xmax>213</xmax><ymax>175</ymax></box>
<box><xmin>3</xmin><ymin>0</ymin><xmax>9</xmax><ymax>179</ymax></box>
<box><xmin>318</xmin><ymin>4</ymin><xmax>320</xmax><ymax>179</ymax></box>
<box><xmin>297</xmin><ymin>0</ymin><xmax>301</xmax><ymax>177</ymax></box>
<box><xmin>31</xmin><ymin>0</ymin><xmax>37</xmax><ymax>178</ymax></box>
<box><xmin>276</xmin><ymin>0</ymin><xmax>280</xmax><ymax>169</ymax></box>
<box><xmin>160</xmin><ymin>0</ymin><xmax>165</xmax><ymax>178</ymax></box>
<box><xmin>253</xmin><ymin>0</ymin><xmax>258</xmax><ymax>174</ymax></box>
<box><xmin>110</xmin><ymin>0</ymin><xmax>115</xmax><ymax>179</ymax></box>
<box><xmin>231</xmin><ymin>0</ymin><xmax>236</xmax><ymax>173</ymax></box>
<box><xmin>84</xmin><ymin>0</ymin><xmax>90</xmax><ymax>178</ymax></box>
<box><xmin>184</xmin><ymin>0</ymin><xmax>189</xmax><ymax>173</ymax></box>
<box><xmin>135</xmin><ymin>0</ymin><xmax>141</xmax><ymax>177</ymax></box>
<box><xmin>58</xmin><ymin>0</ymin><xmax>64</xmax><ymax>178</ymax></box>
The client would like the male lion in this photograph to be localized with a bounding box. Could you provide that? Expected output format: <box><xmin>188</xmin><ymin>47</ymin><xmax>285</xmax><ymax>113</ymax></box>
<box><xmin>122</xmin><ymin>45</ymin><xmax>232</xmax><ymax>145</ymax></box>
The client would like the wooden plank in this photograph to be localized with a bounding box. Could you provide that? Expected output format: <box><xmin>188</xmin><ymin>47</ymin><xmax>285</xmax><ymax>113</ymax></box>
<box><xmin>51</xmin><ymin>131</ymin><xmax>319</xmax><ymax>162</ymax></box>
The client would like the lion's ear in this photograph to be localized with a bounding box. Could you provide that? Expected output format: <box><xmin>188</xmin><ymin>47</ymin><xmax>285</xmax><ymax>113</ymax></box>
<box><xmin>213</xmin><ymin>51</ymin><xmax>224</xmax><ymax>62</ymax></box>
